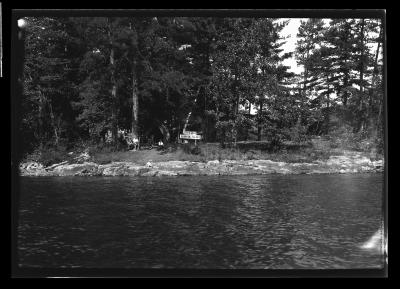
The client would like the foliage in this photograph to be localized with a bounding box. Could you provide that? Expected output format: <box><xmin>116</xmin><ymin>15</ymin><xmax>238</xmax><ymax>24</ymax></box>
<box><xmin>20</xmin><ymin>16</ymin><xmax>384</xmax><ymax>158</ymax></box>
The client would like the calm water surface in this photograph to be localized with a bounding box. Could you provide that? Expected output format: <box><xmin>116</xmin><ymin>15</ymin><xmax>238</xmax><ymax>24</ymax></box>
<box><xmin>17</xmin><ymin>173</ymin><xmax>384</xmax><ymax>269</ymax></box>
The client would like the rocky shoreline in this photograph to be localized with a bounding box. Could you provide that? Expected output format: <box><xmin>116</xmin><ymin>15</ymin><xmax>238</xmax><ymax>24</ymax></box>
<box><xmin>19</xmin><ymin>152</ymin><xmax>384</xmax><ymax>177</ymax></box>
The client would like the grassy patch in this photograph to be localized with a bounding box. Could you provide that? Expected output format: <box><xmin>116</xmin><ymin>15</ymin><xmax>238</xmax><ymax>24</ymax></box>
<box><xmin>22</xmin><ymin>134</ymin><xmax>383</xmax><ymax>167</ymax></box>
<box><xmin>22</xmin><ymin>146</ymin><xmax>71</xmax><ymax>167</ymax></box>
<box><xmin>29</xmin><ymin>141</ymin><xmax>334</xmax><ymax>166</ymax></box>
<box><xmin>195</xmin><ymin>141</ymin><xmax>329</xmax><ymax>163</ymax></box>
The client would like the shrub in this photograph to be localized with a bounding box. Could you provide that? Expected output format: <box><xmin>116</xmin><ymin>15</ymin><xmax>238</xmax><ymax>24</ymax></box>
<box><xmin>181</xmin><ymin>143</ymin><xmax>192</xmax><ymax>154</ymax></box>
<box><xmin>288</xmin><ymin>122</ymin><xmax>309</xmax><ymax>144</ymax></box>
<box><xmin>191</xmin><ymin>146</ymin><xmax>201</xmax><ymax>155</ymax></box>
<box><xmin>244</xmin><ymin>150</ymin><xmax>260</xmax><ymax>160</ymax></box>
<box><xmin>38</xmin><ymin>147</ymin><xmax>69</xmax><ymax>167</ymax></box>
<box><xmin>216</xmin><ymin>120</ymin><xmax>237</xmax><ymax>144</ymax></box>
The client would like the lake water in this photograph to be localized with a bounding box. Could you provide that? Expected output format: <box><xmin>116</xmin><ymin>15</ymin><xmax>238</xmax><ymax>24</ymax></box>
<box><xmin>17</xmin><ymin>173</ymin><xmax>385</xmax><ymax>269</ymax></box>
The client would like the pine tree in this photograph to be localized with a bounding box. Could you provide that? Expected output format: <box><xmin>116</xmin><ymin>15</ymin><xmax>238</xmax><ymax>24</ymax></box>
<box><xmin>295</xmin><ymin>19</ymin><xmax>325</xmax><ymax>97</ymax></box>
<box><xmin>23</xmin><ymin>17</ymin><xmax>82</xmax><ymax>150</ymax></box>
<box><xmin>252</xmin><ymin>18</ymin><xmax>294</xmax><ymax>143</ymax></box>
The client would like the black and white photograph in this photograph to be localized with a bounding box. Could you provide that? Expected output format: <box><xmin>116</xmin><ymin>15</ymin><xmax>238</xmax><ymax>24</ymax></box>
<box><xmin>11</xmin><ymin>9</ymin><xmax>387</xmax><ymax>277</ymax></box>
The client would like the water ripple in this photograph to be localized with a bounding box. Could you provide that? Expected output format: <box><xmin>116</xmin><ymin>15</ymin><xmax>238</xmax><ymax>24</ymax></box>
<box><xmin>17</xmin><ymin>174</ymin><xmax>384</xmax><ymax>269</ymax></box>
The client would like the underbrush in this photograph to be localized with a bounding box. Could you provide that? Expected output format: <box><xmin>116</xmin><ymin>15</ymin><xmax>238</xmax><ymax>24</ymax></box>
<box><xmin>327</xmin><ymin>125</ymin><xmax>383</xmax><ymax>159</ymax></box>
<box><xmin>21</xmin><ymin>129</ymin><xmax>383</xmax><ymax>167</ymax></box>
<box><xmin>197</xmin><ymin>142</ymin><xmax>330</xmax><ymax>163</ymax></box>
<box><xmin>22</xmin><ymin>145</ymin><xmax>71</xmax><ymax>167</ymax></box>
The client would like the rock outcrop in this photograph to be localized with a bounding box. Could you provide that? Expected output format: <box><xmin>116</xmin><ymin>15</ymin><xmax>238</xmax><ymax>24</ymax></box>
<box><xmin>19</xmin><ymin>153</ymin><xmax>384</xmax><ymax>177</ymax></box>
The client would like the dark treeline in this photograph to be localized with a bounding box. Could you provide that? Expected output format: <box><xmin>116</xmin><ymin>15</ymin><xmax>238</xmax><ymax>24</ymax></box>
<box><xmin>20</xmin><ymin>17</ymin><xmax>384</xmax><ymax>155</ymax></box>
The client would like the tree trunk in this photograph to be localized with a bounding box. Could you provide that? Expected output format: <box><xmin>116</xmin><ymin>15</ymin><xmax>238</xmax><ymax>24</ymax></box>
<box><xmin>183</xmin><ymin>111</ymin><xmax>192</xmax><ymax>133</ymax></box>
<box><xmin>108</xmin><ymin>19</ymin><xmax>118</xmax><ymax>147</ymax></box>
<box><xmin>359</xmin><ymin>19</ymin><xmax>365</xmax><ymax>95</ymax></box>
<box><xmin>247</xmin><ymin>101</ymin><xmax>251</xmax><ymax>141</ymax></box>
<box><xmin>325</xmin><ymin>76</ymin><xmax>330</xmax><ymax>134</ymax></box>
<box><xmin>131</xmin><ymin>63</ymin><xmax>139</xmax><ymax>139</ymax></box>
<box><xmin>343</xmin><ymin>73</ymin><xmax>349</xmax><ymax>107</ymax></box>
<box><xmin>129</xmin><ymin>20</ymin><xmax>140</xmax><ymax>147</ymax></box>
<box><xmin>203</xmin><ymin>87</ymin><xmax>208</xmax><ymax>142</ymax></box>
<box><xmin>183</xmin><ymin>87</ymin><xmax>200</xmax><ymax>132</ymax></box>
<box><xmin>48</xmin><ymin>98</ymin><xmax>59</xmax><ymax>146</ymax></box>
<box><xmin>177</xmin><ymin>123</ymin><xmax>181</xmax><ymax>143</ymax></box>
<box><xmin>369</xmin><ymin>21</ymin><xmax>383</xmax><ymax>130</ymax></box>
<box><xmin>342</xmin><ymin>22</ymin><xmax>351</xmax><ymax>107</ymax></box>
<box><xmin>343</xmin><ymin>43</ymin><xmax>349</xmax><ymax>107</ymax></box>
<box><xmin>257</xmin><ymin>98</ymin><xmax>263</xmax><ymax>141</ymax></box>
<box><xmin>37</xmin><ymin>89</ymin><xmax>45</xmax><ymax>149</ymax></box>
<box><xmin>234</xmin><ymin>73</ymin><xmax>240</xmax><ymax>116</ymax></box>
<box><xmin>358</xmin><ymin>19</ymin><xmax>366</xmax><ymax>132</ymax></box>
<box><xmin>159</xmin><ymin>123</ymin><xmax>170</xmax><ymax>143</ymax></box>
<box><xmin>303</xmin><ymin>49</ymin><xmax>309</xmax><ymax>97</ymax></box>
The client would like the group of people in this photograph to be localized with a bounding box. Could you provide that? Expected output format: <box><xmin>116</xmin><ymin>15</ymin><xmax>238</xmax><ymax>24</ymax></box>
<box><xmin>105</xmin><ymin>129</ymin><xmax>164</xmax><ymax>151</ymax></box>
<box><xmin>118</xmin><ymin>129</ymin><xmax>139</xmax><ymax>151</ymax></box>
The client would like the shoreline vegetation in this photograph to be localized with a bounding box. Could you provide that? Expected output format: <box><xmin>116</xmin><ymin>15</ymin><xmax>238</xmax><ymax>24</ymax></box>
<box><xmin>19</xmin><ymin>137</ymin><xmax>383</xmax><ymax>177</ymax></box>
<box><xmin>18</xmin><ymin>17</ymin><xmax>384</xmax><ymax>178</ymax></box>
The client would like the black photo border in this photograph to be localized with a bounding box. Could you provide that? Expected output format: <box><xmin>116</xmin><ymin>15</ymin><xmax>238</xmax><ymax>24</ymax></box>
<box><xmin>8</xmin><ymin>8</ymin><xmax>388</xmax><ymax>278</ymax></box>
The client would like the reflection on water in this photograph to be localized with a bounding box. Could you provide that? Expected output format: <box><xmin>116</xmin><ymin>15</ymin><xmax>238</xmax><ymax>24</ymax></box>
<box><xmin>360</xmin><ymin>226</ymin><xmax>384</xmax><ymax>253</ymax></box>
<box><xmin>17</xmin><ymin>173</ymin><xmax>384</xmax><ymax>269</ymax></box>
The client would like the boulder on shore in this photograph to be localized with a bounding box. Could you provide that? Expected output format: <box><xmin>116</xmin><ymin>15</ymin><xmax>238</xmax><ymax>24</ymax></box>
<box><xmin>19</xmin><ymin>162</ymin><xmax>48</xmax><ymax>176</ymax></box>
<box><xmin>51</xmin><ymin>162</ymin><xmax>99</xmax><ymax>176</ymax></box>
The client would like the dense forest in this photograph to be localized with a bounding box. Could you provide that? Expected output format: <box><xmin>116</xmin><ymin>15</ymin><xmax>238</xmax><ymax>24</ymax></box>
<box><xmin>19</xmin><ymin>17</ymin><xmax>384</xmax><ymax>157</ymax></box>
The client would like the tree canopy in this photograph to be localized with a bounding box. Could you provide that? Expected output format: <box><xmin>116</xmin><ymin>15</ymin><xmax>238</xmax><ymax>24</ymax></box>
<box><xmin>20</xmin><ymin>16</ymin><xmax>384</xmax><ymax>154</ymax></box>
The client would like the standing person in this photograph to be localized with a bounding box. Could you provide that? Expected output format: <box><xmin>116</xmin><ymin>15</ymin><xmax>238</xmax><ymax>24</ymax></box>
<box><xmin>132</xmin><ymin>135</ymin><xmax>139</xmax><ymax>151</ymax></box>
